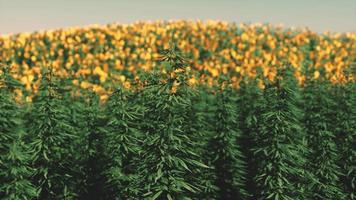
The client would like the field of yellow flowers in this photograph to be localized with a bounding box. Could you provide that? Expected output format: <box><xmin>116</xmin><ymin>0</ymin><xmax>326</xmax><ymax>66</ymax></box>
<box><xmin>0</xmin><ymin>20</ymin><xmax>355</xmax><ymax>101</ymax></box>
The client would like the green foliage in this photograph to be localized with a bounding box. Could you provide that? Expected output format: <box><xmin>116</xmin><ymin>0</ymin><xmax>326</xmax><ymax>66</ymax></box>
<box><xmin>327</xmin><ymin>82</ymin><xmax>356</xmax><ymax>200</ymax></box>
<box><xmin>0</xmin><ymin>66</ymin><xmax>38</xmax><ymax>200</ymax></box>
<box><xmin>254</xmin><ymin>67</ymin><xmax>308</xmax><ymax>200</ymax></box>
<box><xmin>103</xmin><ymin>87</ymin><xmax>143</xmax><ymax>199</ymax></box>
<box><xmin>26</xmin><ymin>68</ymin><xmax>78</xmax><ymax>199</ymax></box>
<box><xmin>188</xmin><ymin>86</ymin><xmax>218</xmax><ymax>200</ymax></box>
<box><xmin>75</xmin><ymin>91</ymin><xmax>107</xmax><ymax>200</ymax></box>
<box><xmin>208</xmin><ymin>78</ymin><xmax>247</xmax><ymax>200</ymax></box>
<box><xmin>303</xmin><ymin>78</ymin><xmax>345</xmax><ymax>199</ymax></box>
<box><xmin>134</xmin><ymin>44</ymin><xmax>209</xmax><ymax>199</ymax></box>
<box><xmin>0</xmin><ymin>47</ymin><xmax>354</xmax><ymax>199</ymax></box>
<box><xmin>237</xmin><ymin>77</ymin><xmax>263</xmax><ymax>200</ymax></box>
<box><xmin>332</xmin><ymin>82</ymin><xmax>356</xmax><ymax>199</ymax></box>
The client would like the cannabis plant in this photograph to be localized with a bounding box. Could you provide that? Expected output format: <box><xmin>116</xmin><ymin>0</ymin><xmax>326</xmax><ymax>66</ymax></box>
<box><xmin>135</xmin><ymin>44</ymin><xmax>209</xmax><ymax>199</ymax></box>
<box><xmin>237</xmin><ymin>77</ymin><xmax>263</xmax><ymax>200</ymax></box>
<box><xmin>208</xmin><ymin>77</ymin><xmax>247</xmax><ymax>200</ymax></box>
<box><xmin>254</xmin><ymin>67</ymin><xmax>308</xmax><ymax>200</ymax></box>
<box><xmin>0</xmin><ymin>65</ymin><xmax>38</xmax><ymax>200</ymax></box>
<box><xmin>303</xmin><ymin>75</ymin><xmax>345</xmax><ymax>199</ymax></box>
<box><xmin>103</xmin><ymin>87</ymin><xmax>143</xmax><ymax>199</ymax></box>
<box><xmin>332</xmin><ymin>82</ymin><xmax>356</xmax><ymax>199</ymax></box>
<box><xmin>26</xmin><ymin>68</ymin><xmax>77</xmax><ymax>199</ymax></box>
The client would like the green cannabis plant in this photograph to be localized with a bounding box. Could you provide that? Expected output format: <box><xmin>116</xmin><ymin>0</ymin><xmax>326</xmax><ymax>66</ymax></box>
<box><xmin>0</xmin><ymin>65</ymin><xmax>38</xmax><ymax>200</ymax></box>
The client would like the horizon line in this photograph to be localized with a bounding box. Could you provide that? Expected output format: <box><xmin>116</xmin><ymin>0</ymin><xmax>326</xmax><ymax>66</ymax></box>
<box><xmin>1</xmin><ymin>19</ymin><xmax>355</xmax><ymax>37</ymax></box>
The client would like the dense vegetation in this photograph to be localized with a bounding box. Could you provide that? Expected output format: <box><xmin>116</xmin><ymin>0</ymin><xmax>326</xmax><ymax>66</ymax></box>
<box><xmin>0</xmin><ymin>21</ymin><xmax>355</xmax><ymax>102</ymax></box>
<box><xmin>0</xmin><ymin>40</ymin><xmax>355</xmax><ymax>199</ymax></box>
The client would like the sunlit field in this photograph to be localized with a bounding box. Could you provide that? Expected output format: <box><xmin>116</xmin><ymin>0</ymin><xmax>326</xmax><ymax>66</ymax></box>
<box><xmin>0</xmin><ymin>20</ymin><xmax>355</xmax><ymax>200</ymax></box>
<box><xmin>1</xmin><ymin>21</ymin><xmax>354</xmax><ymax>101</ymax></box>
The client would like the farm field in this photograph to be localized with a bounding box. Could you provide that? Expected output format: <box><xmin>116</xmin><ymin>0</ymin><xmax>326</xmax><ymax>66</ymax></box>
<box><xmin>0</xmin><ymin>21</ymin><xmax>355</xmax><ymax>200</ymax></box>
<box><xmin>0</xmin><ymin>21</ymin><xmax>355</xmax><ymax>101</ymax></box>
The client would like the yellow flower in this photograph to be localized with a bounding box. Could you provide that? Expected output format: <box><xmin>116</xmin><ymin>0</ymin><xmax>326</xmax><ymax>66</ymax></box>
<box><xmin>100</xmin><ymin>94</ymin><xmax>108</xmax><ymax>102</ymax></box>
<box><xmin>171</xmin><ymin>85</ymin><xmax>177</xmax><ymax>94</ymax></box>
<box><xmin>241</xmin><ymin>32</ymin><xmax>249</xmax><ymax>41</ymax></box>
<box><xmin>80</xmin><ymin>81</ymin><xmax>91</xmax><ymax>89</ymax></box>
<box><xmin>31</xmin><ymin>56</ymin><xmax>37</xmax><ymax>62</ymax></box>
<box><xmin>93</xmin><ymin>85</ymin><xmax>105</xmax><ymax>94</ymax></box>
<box><xmin>314</xmin><ymin>71</ymin><xmax>320</xmax><ymax>79</ymax></box>
<box><xmin>120</xmin><ymin>75</ymin><xmax>126</xmax><ymax>82</ymax></box>
<box><xmin>123</xmin><ymin>81</ymin><xmax>131</xmax><ymax>89</ymax></box>
<box><xmin>26</xmin><ymin>96</ymin><xmax>33</xmax><ymax>103</ymax></box>
<box><xmin>210</xmin><ymin>68</ymin><xmax>219</xmax><ymax>77</ymax></box>
<box><xmin>235</xmin><ymin>66</ymin><xmax>241</xmax><ymax>73</ymax></box>
<box><xmin>258</xmin><ymin>80</ymin><xmax>265</xmax><ymax>90</ymax></box>
<box><xmin>93</xmin><ymin>66</ymin><xmax>108</xmax><ymax>82</ymax></box>
<box><xmin>188</xmin><ymin>77</ymin><xmax>197</xmax><ymax>86</ymax></box>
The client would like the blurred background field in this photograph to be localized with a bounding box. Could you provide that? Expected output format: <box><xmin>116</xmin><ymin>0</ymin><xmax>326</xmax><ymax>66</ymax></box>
<box><xmin>0</xmin><ymin>20</ymin><xmax>355</xmax><ymax>101</ymax></box>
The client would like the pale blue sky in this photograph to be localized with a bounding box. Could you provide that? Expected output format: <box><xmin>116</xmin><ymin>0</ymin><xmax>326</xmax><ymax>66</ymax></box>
<box><xmin>0</xmin><ymin>0</ymin><xmax>355</xmax><ymax>34</ymax></box>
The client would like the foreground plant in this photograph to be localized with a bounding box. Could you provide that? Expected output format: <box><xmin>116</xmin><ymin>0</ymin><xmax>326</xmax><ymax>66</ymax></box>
<box><xmin>135</xmin><ymin>43</ymin><xmax>209</xmax><ymax>199</ymax></box>
<box><xmin>74</xmin><ymin>91</ymin><xmax>107</xmax><ymax>199</ymax></box>
<box><xmin>103</xmin><ymin>87</ymin><xmax>143</xmax><ymax>199</ymax></box>
<box><xmin>237</xmin><ymin>77</ymin><xmax>263</xmax><ymax>200</ymax></box>
<box><xmin>254</xmin><ymin>67</ymin><xmax>309</xmax><ymax>200</ymax></box>
<box><xmin>26</xmin><ymin>68</ymin><xmax>77</xmax><ymax>199</ymax></box>
<box><xmin>208</xmin><ymin>77</ymin><xmax>247</xmax><ymax>200</ymax></box>
<box><xmin>303</xmin><ymin>76</ymin><xmax>346</xmax><ymax>199</ymax></box>
<box><xmin>0</xmin><ymin>66</ymin><xmax>38</xmax><ymax>200</ymax></box>
<box><xmin>332</xmin><ymin>82</ymin><xmax>356</xmax><ymax>199</ymax></box>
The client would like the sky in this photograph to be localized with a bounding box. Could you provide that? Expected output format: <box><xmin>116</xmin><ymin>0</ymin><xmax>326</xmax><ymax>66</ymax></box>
<box><xmin>0</xmin><ymin>0</ymin><xmax>355</xmax><ymax>35</ymax></box>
